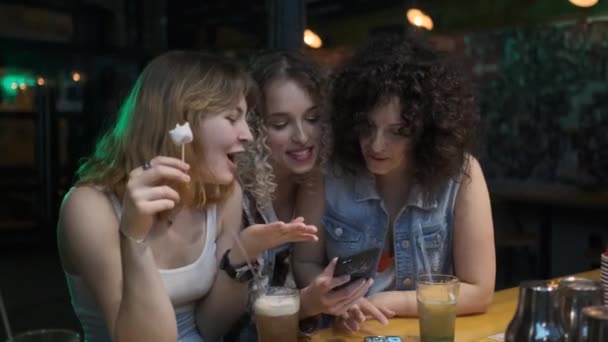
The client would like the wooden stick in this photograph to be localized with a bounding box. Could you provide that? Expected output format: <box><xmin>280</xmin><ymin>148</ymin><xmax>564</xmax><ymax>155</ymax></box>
<box><xmin>181</xmin><ymin>144</ymin><xmax>185</xmax><ymax>162</ymax></box>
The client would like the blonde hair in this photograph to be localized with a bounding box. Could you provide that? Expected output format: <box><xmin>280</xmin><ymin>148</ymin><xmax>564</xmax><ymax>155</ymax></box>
<box><xmin>238</xmin><ymin>50</ymin><xmax>331</xmax><ymax>208</ymax></box>
<box><xmin>77</xmin><ymin>51</ymin><xmax>258</xmax><ymax>208</ymax></box>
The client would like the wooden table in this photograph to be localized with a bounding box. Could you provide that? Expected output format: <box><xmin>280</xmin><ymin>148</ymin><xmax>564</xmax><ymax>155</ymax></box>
<box><xmin>305</xmin><ymin>269</ymin><xmax>600</xmax><ymax>342</ymax></box>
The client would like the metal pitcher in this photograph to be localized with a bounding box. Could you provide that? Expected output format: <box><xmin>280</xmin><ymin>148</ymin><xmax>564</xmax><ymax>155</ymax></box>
<box><xmin>577</xmin><ymin>306</ymin><xmax>608</xmax><ymax>342</ymax></box>
<box><xmin>557</xmin><ymin>277</ymin><xmax>603</xmax><ymax>342</ymax></box>
<box><xmin>505</xmin><ymin>280</ymin><xmax>566</xmax><ymax>342</ymax></box>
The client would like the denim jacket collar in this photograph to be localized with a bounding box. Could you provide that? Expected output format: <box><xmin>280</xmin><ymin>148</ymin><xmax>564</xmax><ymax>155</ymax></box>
<box><xmin>353</xmin><ymin>171</ymin><xmax>438</xmax><ymax>210</ymax></box>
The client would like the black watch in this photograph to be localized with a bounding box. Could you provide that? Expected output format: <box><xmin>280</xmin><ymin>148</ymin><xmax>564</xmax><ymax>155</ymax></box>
<box><xmin>299</xmin><ymin>315</ymin><xmax>321</xmax><ymax>336</ymax></box>
<box><xmin>220</xmin><ymin>249</ymin><xmax>256</xmax><ymax>283</ymax></box>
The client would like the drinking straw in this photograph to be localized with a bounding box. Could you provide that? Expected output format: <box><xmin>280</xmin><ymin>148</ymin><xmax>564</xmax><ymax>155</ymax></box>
<box><xmin>0</xmin><ymin>289</ymin><xmax>13</xmax><ymax>342</ymax></box>
<box><xmin>231</xmin><ymin>231</ymin><xmax>265</xmax><ymax>291</ymax></box>
<box><xmin>416</xmin><ymin>223</ymin><xmax>432</xmax><ymax>281</ymax></box>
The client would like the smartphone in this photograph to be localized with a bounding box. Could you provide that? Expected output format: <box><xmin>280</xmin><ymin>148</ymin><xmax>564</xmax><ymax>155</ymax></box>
<box><xmin>333</xmin><ymin>247</ymin><xmax>380</xmax><ymax>285</ymax></box>
<box><xmin>364</xmin><ymin>336</ymin><xmax>403</xmax><ymax>342</ymax></box>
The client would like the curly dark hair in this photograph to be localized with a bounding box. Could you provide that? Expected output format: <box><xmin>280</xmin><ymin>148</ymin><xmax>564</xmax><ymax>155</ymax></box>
<box><xmin>237</xmin><ymin>50</ymin><xmax>331</xmax><ymax>205</ymax></box>
<box><xmin>330</xmin><ymin>33</ymin><xmax>479</xmax><ymax>192</ymax></box>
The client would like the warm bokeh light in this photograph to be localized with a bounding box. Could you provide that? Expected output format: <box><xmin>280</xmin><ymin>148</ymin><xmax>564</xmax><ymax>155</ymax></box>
<box><xmin>421</xmin><ymin>15</ymin><xmax>433</xmax><ymax>30</ymax></box>
<box><xmin>37</xmin><ymin>77</ymin><xmax>45</xmax><ymax>86</ymax></box>
<box><xmin>407</xmin><ymin>8</ymin><xmax>434</xmax><ymax>30</ymax></box>
<box><xmin>568</xmin><ymin>0</ymin><xmax>599</xmax><ymax>7</ymax></box>
<box><xmin>407</xmin><ymin>9</ymin><xmax>424</xmax><ymax>23</ymax></box>
<box><xmin>10</xmin><ymin>83</ymin><xmax>17</xmax><ymax>90</ymax></box>
<box><xmin>72</xmin><ymin>72</ymin><xmax>81</xmax><ymax>82</ymax></box>
<box><xmin>19</xmin><ymin>83</ymin><xmax>26</xmax><ymax>90</ymax></box>
<box><xmin>304</xmin><ymin>29</ymin><xmax>322</xmax><ymax>49</ymax></box>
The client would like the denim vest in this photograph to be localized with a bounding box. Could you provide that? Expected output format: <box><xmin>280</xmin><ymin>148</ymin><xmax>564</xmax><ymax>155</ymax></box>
<box><xmin>323</xmin><ymin>168</ymin><xmax>460</xmax><ymax>291</ymax></box>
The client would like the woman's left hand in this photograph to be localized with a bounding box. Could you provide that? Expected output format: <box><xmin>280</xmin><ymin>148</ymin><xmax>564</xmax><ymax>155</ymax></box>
<box><xmin>336</xmin><ymin>296</ymin><xmax>395</xmax><ymax>332</ymax></box>
<box><xmin>233</xmin><ymin>217</ymin><xmax>318</xmax><ymax>263</ymax></box>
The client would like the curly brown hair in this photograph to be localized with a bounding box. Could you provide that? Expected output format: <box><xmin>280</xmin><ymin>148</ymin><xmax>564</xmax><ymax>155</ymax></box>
<box><xmin>330</xmin><ymin>33</ymin><xmax>479</xmax><ymax>192</ymax></box>
<box><xmin>238</xmin><ymin>50</ymin><xmax>331</xmax><ymax>206</ymax></box>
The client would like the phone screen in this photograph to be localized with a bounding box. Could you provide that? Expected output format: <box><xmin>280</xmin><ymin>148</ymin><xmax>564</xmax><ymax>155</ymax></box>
<box><xmin>364</xmin><ymin>336</ymin><xmax>403</xmax><ymax>342</ymax></box>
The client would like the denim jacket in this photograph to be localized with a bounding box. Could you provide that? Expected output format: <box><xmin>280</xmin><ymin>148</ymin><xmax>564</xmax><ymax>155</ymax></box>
<box><xmin>323</xmin><ymin>168</ymin><xmax>461</xmax><ymax>291</ymax></box>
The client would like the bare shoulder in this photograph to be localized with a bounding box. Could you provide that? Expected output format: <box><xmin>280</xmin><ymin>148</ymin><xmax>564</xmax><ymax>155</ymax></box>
<box><xmin>58</xmin><ymin>186</ymin><xmax>120</xmax><ymax>273</ymax></box>
<box><xmin>454</xmin><ymin>155</ymin><xmax>490</xmax><ymax>215</ymax></box>
<box><xmin>463</xmin><ymin>155</ymin><xmax>485</xmax><ymax>182</ymax></box>
<box><xmin>59</xmin><ymin>186</ymin><xmax>118</xmax><ymax>235</ymax></box>
<box><xmin>455</xmin><ymin>155</ymin><xmax>491</xmax><ymax>213</ymax></box>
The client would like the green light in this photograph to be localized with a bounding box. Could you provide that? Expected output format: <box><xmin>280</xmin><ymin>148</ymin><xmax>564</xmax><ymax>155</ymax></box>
<box><xmin>1</xmin><ymin>73</ymin><xmax>36</xmax><ymax>96</ymax></box>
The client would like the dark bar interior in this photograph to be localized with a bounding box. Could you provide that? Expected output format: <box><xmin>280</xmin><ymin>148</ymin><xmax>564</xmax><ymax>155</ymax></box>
<box><xmin>1</xmin><ymin>0</ymin><xmax>607</xmax><ymax>339</ymax></box>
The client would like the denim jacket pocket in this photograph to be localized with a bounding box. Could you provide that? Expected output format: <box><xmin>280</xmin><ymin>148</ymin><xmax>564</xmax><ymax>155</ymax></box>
<box><xmin>323</xmin><ymin>214</ymin><xmax>363</xmax><ymax>257</ymax></box>
<box><xmin>414</xmin><ymin>221</ymin><xmax>449</xmax><ymax>274</ymax></box>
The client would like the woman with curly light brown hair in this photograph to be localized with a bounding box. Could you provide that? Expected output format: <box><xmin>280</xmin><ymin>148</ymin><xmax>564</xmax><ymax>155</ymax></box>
<box><xmin>231</xmin><ymin>50</ymin><xmax>380</xmax><ymax>340</ymax></box>
<box><xmin>324</xmin><ymin>33</ymin><xmax>496</xmax><ymax>330</ymax></box>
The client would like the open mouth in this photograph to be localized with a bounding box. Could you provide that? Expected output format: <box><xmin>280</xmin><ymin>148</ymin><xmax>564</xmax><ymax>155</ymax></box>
<box><xmin>226</xmin><ymin>150</ymin><xmax>245</xmax><ymax>165</ymax></box>
<box><xmin>286</xmin><ymin>146</ymin><xmax>314</xmax><ymax>162</ymax></box>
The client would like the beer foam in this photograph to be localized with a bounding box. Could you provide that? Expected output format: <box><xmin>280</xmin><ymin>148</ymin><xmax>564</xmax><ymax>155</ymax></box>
<box><xmin>254</xmin><ymin>294</ymin><xmax>300</xmax><ymax>317</ymax></box>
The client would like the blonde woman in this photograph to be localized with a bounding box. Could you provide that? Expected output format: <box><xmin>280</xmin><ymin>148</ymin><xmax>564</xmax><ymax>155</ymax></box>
<box><xmin>57</xmin><ymin>51</ymin><xmax>318</xmax><ymax>342</ymax></box>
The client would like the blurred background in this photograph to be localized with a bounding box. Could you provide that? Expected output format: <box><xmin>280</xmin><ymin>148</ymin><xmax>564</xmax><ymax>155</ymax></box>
<box><xmin>1</xmin><ymin>0</ymin><xmax>607</xmax><ymax>337</ymax></box>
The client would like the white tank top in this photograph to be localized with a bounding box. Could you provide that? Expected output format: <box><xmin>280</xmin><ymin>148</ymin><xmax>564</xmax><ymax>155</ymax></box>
<box><xmin>64</xmin><ymin>188</ymin><xmax>217</xmax><ymax>342</ymax></box>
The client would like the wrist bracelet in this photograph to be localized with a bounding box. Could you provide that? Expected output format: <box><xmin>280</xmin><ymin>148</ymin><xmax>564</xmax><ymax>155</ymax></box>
<box><xmin>119</xmin><ymin>227</ymin><xmax>147</xmax><ymax>244</ymax></box>
<box><xmin>299</xmin><ymin>315</ymin><xmax>322</xmax><ymax>336</ymax></box>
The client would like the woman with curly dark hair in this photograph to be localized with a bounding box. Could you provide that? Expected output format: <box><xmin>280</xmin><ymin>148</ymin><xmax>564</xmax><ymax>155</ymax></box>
<box><xmin>324</xmin><ymin>34</ymin><xmax>495</xmax><ymax>330</ymax></box>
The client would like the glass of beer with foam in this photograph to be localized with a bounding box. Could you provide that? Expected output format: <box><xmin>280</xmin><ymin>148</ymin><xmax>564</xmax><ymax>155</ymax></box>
<box><xmin>253</xmin><ymin>286</ymin><xmax>300</xmax><ymax>342</ymax></box>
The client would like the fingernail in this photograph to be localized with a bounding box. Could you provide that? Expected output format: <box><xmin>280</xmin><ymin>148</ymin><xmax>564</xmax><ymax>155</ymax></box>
<box><xmin>184</xmin><ymin>175</ymin><xmax>191</xmax><ymax>181</ymax></box>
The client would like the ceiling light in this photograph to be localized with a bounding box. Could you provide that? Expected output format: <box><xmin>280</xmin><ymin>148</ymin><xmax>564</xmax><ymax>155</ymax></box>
<box><xmin>304</xmin><ymin>29</ymin><xmax>322</xmax><ymax>49</ymax></box>
<box><xmin>568</xmin><ymin>0</ymin><xmax>599</xmax><ymax>7</ymax></box>
<box><xmin>407</xmin><ymin>8</ymin><xmax>434</xmax><ymax>30</ymax></box>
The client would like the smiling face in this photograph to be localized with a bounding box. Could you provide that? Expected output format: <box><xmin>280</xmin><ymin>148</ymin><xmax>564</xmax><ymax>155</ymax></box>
<box><xmin>263</xmin><ymin>78</ymin><xmax>321</xmax><ymax>176</ymax></box>
<box><xmin>359</xmin><ymin>96</ymin><xmax>413</xmax><ymax>177</ymax></box>
<box><xmin>197</xmin><ymin>95</ymin><xmax>253</xmax><ymax>184</ymax></box>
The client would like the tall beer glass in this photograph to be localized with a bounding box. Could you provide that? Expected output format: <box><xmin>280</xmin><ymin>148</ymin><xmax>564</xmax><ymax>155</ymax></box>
<box><xmin>254</xmin><ymin>286</ymin><xmax>300</xmax><ymax>342</ymax></box>
<box><xmin>416</xmin><ymin>274</ymin><xmax>460</xmax><ymax>342</ymax></box>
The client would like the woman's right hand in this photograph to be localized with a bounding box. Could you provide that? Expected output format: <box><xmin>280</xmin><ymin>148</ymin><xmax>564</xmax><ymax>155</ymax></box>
<box><xmin>230</xmin><ymin>217</ymin><xmax>318</xmax><ymax>264</ymax></box>
<box><xmin>298</xmin><ymin>258</ymin><xmax>374</xmax><ymax>318</ymax></box>
<box><xmin>120</xmin><ymin>156</ymin><xmax>191</xmax><ymax>240</ymax></box>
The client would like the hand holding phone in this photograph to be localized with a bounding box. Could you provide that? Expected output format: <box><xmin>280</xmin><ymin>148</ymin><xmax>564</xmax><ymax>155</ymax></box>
<box><xmin>333</xmin><ymin>247</ymin><xmax>380</xmax><ymax>286</ymax></box>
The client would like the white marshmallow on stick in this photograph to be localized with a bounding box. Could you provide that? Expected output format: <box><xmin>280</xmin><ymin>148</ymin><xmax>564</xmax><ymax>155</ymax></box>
<box><xmin>169</xmin><ymin>122</ymin><xmax>193</xmax><ymax>162</ymax></box>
